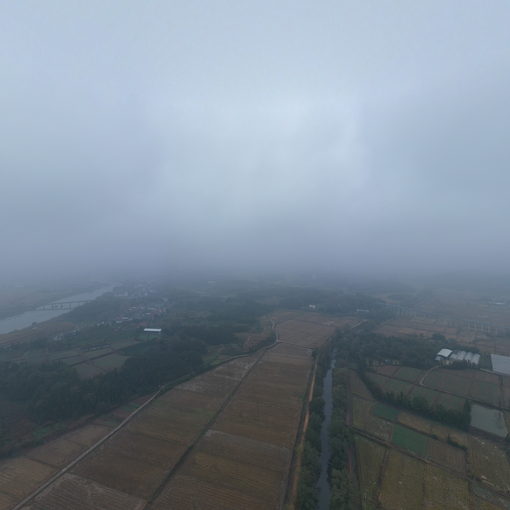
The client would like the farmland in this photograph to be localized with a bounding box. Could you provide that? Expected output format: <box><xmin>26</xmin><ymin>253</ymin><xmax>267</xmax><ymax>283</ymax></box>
<box><xmin>350</xmin><ymin>376</ymin><xmax>510</xmax><ymax>509</ymax></box>
<box><xmin>0</xmin><ymin>311</ymin><xmax>340</xmax><ymax>510</ymax></box>
<box><xmin>339</xmin><ymin>330</ymin><xmax>510</xmax><ymax>509</ymax></box>
<box><xmin>354</xmin><ymin>435</ymin><xmax>386</xmax><ymax>510</ymax></box>
<box><xmin>371</xmin><ymin>363</ymin><xmax>510</xmax><ymax>417</ymax></box>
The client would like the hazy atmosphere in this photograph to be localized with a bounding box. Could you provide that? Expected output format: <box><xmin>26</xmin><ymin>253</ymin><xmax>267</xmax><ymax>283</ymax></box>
<box><xmin>2</xmin><ymin>1</ymin><xmax>510</xmax><ymax>281</ymax></box>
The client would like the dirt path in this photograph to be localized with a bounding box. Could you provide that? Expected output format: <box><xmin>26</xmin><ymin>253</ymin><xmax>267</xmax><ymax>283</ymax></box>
<box><xmin>283</xmin><ymin>353</ymin><xmax>318</xmax><ymax>509</ymax></box>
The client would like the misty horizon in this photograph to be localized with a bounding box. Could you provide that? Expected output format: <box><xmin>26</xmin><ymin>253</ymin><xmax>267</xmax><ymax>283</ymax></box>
<box><xmin>2</xmin><ymin>1</ymin><xmax>510</xmax><ymax>283</ymax></box>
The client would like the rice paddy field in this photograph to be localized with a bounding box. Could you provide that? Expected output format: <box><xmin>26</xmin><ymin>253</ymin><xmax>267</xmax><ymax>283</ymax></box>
<box><xmin>0</xmin><ymin>313</ymin><xmax>334</xmax><ymax>510</ymax></box>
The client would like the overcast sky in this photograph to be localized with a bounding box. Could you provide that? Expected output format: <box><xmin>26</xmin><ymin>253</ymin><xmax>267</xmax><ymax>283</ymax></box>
<box><xmin>1</xmin><ymin>1</ymin><xmax>510</xmax><ymax>282</ymax></box>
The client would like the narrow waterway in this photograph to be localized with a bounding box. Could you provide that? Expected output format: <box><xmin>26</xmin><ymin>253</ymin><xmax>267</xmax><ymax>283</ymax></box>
<box><xmin>316</xmin><ymin>351</ymin><xmax>336</xmax><ymax>509</ymax></box>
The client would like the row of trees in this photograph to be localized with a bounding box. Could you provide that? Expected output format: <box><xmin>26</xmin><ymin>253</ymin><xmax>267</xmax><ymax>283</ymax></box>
<box><xmin>334</xmin><ymin>330</ymin><xmax>457</xmax><ymax>370</ymax></box>
<box><xmin>329</xmin><ymin>367</ymin><xmax>359</xmax><ymax>509</ymax></box>
<box><xmin>296</xmin><ymin>346</ymin><xmax>331</xmax><ymax>510</ymax></box>
<box><xmin>359</xmin><ymin>369</ymin><xmax>471</xmax><ymax>429</ymax></box>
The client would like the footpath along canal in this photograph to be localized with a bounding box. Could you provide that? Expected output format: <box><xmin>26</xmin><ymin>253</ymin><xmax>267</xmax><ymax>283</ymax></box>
<box><xmin>316</xmin><ymin>349</ymin><xmax>336</xmax><ymax>509</ymax></box>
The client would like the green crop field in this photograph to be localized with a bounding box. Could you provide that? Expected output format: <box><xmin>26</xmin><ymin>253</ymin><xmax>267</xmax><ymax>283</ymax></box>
<box><xmin>373</xmin><ymin>403</ymin><xmax>399</xmax><ymax>422</ymax></box>
<box><xmin>392</xmin><ymin>424</ymin><xmax>428</xmax><ymax>456</ymax></box>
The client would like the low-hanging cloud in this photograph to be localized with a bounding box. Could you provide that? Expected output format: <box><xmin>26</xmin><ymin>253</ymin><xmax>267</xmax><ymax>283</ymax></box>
<box><xmin>1</xmin><ymin>0</ymin><xmax>509</xmax><ymax>282</ymax></box>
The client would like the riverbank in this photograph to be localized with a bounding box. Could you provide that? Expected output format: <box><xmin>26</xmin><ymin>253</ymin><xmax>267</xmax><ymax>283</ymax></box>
<box><xmin>0</xmin><ymin>285</ymin><xmax>113</xmax><ymax>335</ymax></box>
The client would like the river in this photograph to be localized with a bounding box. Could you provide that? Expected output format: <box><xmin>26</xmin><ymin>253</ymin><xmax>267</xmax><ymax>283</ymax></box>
<box><xmin>0</xmin><ymin>285</ymin><xmax>114</xmax><ymax>335</ymax></box>
<box><xmin>316</xmin><ymin>350</ymin><xmax>336</xmax><ymax>509</ymax></box>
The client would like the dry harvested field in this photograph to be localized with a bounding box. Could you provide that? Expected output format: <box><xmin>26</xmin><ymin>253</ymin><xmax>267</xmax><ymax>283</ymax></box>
<box><xmin>379</xmin><ymin>449</ymin><xmax>470</xmax><ymax>510</ymax></box>
<box><xmin>148</xmin><ymin>318</ymin><xmax>326</xmax><ymax>510</ymax></box>
<box><xmin>12</xmin><ymin>353</ymin><xmax>259</xmax><ymax>510</ymax></box>
<box><xmin>468</xmin><ymin>436</ymin><xmax>510</xmax><ymax>494</ymax></box>
<box><xmin>22</xmin><ymin>473</ymin><xmax>146</xmax><ymax>510</ymax></box>
<box><xmin>355</xmin><ymin>434</ymin><xmax>386</xmax><ymax>510</ymax></box>
<box><xmin>273</xmin><ymin>310</ymin><xmax>357</xmax><ymax>349</ymax></box>
<box><xmin>150</xmin><ymin>344</ymin><xmax>312</xmax><ymax>509</ymax></box>
<box><xmin>379</xmin><ymin>450</ymin><xmax>425</xmax><ymax>510</ymax></box>
<box><xmin>0</xmin><ymin>421</ymin><xmax>115</xmax><ymax>506</ymax></box>
<box><xmin>422</xmin><ymin>369</ymin><xmax>503</xmax><ymax>408</ymax></box>
<box><xmin>375</xmin><ymin>317</ymin><xmax>483</xmax><ymax>344</ymax></box>
<box><xmin>276</xmin><ymin>320</ymin><xmax>333</xmax><ymax>349</ymax></box>
<box><xmin>0</xmin><ymin>457</ymin><xmax>56</xmax><ymax>501</ymax></box>
<box><xmin>426</xmin><ymin>437</ymin><xmax>465</xmax><ymax>474</ymax></box>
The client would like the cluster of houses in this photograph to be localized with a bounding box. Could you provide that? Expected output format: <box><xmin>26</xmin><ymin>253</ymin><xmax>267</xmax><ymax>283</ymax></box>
<box><xmin>435</xmin><ymin>348</ymin><xmax>480</xmax><ymax>366</ymax></box>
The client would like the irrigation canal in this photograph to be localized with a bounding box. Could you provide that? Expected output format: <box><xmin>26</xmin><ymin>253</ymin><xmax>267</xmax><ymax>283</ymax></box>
<box><xmin>316</xmin><ymin>350</ymin><xmax>336</xmax><ymax>509</ymax></box>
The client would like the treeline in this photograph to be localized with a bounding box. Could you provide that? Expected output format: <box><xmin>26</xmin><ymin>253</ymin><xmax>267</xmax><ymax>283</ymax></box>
<box><xmin>334</xmin><ymin>330</ymin><xmax>456</xmax><ymax>370</ymax></box>
<box><xmin>333</xmin><ymin>330</ymin><xmax>470</xmax><ymax>429</ymax></box>
<box><xmin>359</xmin><ymin>370</ymin><xmax>471</xmax><ymax>429</ymax></box>
<box><xmin>329</xmin><ymin>368</ymin><xmax>359</xmax><ymax>509</ymax></box>
<box><xmin>0</xmin><ymin>337</ymin><xmax>206</xmax><ymax>426</ymax></box>
<box><xmin>296</xmin><ymin>345</ymin><xmax>331</xmax><ymax>510</ymax></box>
